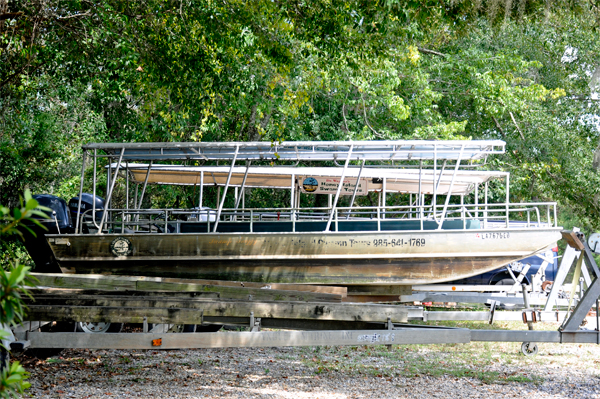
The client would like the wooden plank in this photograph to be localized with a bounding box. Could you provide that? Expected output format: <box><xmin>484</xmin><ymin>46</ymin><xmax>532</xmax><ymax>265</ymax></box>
<box><xmin>344</xmin><ymin>285</ymin><xmax>412</xmax><ymax>296</ymax></box>
<box><xmin>33</xmin><ymin>273</ymin><xmax>137</xmax><ymax>290</ymax></box>
<box><xmin>344</xmin><ymin>295</ymin><xmax>404</xmax><ymax>303</ymax></box>
<box><xmin>24</xmin><ymin>301</ymin><xmax>408</xmax><ymax>323</ymax></box>
<box><xmin>31</xmin><ymin>273</ymin><xmax>342</xmax><ymax>302</ymax></box>
<box><xmin>159</xmin><ymin>278</ymin><xmax>348</xmax><ymax>297</ymax></box>
<box><xmin>32</xmin><ymin>273</ymin><xmax>346</xmax><ymax>296</ymax></box>
<box><xmin>561</xmin><ymin>230</ymin><xmax>585</xmax><ymax>250</ymax></box>
<box><xmin>134</xmin><ymin>281</ymin><xmax>340</xmax><ymax>302</ymax></box>
<box><xmin>28</xmin><ymin>288</ymin><xmax>221</xmax><ymax>299</ymax></box>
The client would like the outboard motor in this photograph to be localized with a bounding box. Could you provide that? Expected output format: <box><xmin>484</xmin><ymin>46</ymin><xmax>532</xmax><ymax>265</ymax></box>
<box><xmin>22</xmin><ymin>194</ymin><xmax>73</xmax><ymax>274</ymax></box>
<box><xmin>68</xmin><ymin>193</ymin><xmax>105</xmax><ymax>233</ymax></box>
<box><xmin>34</xmin><ymin>194</ymin><xmax>73</xmax><ymax>234</ymax></box>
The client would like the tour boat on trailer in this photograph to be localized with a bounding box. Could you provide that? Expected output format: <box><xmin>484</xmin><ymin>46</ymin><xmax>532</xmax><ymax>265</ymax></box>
<box><xmin>25</xmin><ymin>140</ymin><xmax>562</xmax><ymax>286</ymax></box>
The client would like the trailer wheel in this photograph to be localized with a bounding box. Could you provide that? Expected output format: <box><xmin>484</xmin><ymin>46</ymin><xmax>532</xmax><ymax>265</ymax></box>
<box><xmin>76</xmin><ymin>322</ymin><xmax>123</xmax><ymax>333</ymax></box>
<box><xmin>182</xmin><ymin>325</ymin><xmax>196</xmax><ymax>332</ymax></box>
<box><xmin>521</xmin><ymin>342</ymin><xmax>538</xmax><ymax>356</ymax></box>
<box><xmin>194</xmin><ymin>324</ymin><xmax>223</xmax><ymax>332</ymax></box>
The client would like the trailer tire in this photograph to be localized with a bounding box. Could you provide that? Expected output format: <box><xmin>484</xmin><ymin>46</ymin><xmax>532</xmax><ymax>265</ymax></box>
<box><xmin>76</xmin><ymin>322</ymin><xmax>123</xmax><ymax>333</ymax></box>
<box><xmin>494</xmin><ymin>278</ymin><xmax>516</xmax><ymax>286</ymax></box>
<box><xmin>521</xmin><ymin>342</ymin><xmax>538</xmax><ymax>356</ymax></box>
<box><xmin>182</xmin><ymin>324</ymin><xmax>196</xmax><ymax>333</ymax></box>
<box><xmin>194</xmin><ymin>324</ymin><xmax>223</xmax><ymax>333</ymax></box>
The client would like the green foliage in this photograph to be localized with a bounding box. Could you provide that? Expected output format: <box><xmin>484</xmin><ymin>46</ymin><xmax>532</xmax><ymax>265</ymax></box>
<box><xmin>0</xmin><ymin>359</ymin><xmax>31</xmax><ymax>398</ymax></box>
<box><xmin>0</xmin><ymin>1</ymin><xmax>599</xmax><ymax>225</ymax></box>
<box><xmin>0</xmin><ymin>190</ymin><xmax>46</xmax><ymax>398</ymax></box>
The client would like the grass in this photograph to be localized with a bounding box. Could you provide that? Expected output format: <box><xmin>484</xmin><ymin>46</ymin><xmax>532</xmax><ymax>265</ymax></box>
<box><xmin>290</xmin><ymin>318</ymin><xmax>591</xmax><ymax>385</ymax></box>
<box><xmin>298</xmin><ymin>342</ymin><xmax>546</xmax><ymax>385</ymax></box>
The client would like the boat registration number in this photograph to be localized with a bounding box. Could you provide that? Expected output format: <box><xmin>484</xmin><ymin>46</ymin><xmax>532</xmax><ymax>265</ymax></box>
<box><xmin>373</xmin><ymin>238</ymin><xmax>426</xmax><ymax>247</ymax></box>
<box><xmin>475</xmin><ymin>232</ymin><xmax>510</xmax><ymax>240</ymax></box>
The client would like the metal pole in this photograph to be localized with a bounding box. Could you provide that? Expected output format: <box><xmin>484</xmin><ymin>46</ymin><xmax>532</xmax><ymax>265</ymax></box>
<box><xmin>92</xmin><ymin>149</ymin><xmax>99</xmax><ymax>230</ymax></box>
<box><xmin>382</xmin><ymin>177</ymin><xmax>387</xmax><ymax>220</ymax></box>
<box><xmin>74</xmin><ymin>150</ymin><xmax>87</xmax><ymax>234</ymax></box>
<box><xmin>98</xmin><ymin>148</ymin><xmax>125</xmax><ymax>233</ymax></box>
<box><xmin>137</xmin><ymin>161</ymin><xmax>153</xmax><ymax>209</ymax></box>
<box><xmin>213</xmin><ymin>146</ymin><xmax>239</xmax><ymax>232</ymax></box>
<box><xmin>474</xmin><ymin>183</ymin><xmax>478</xmax><ymax>219</ymax></box>
<box><xmin>199</xmin><ymin>171</ymin><xmax>203</xmax><ymax>208</ymax></box>
<box><xmin>347</xmin><ymin>160</ymin><xmax>365</xmax><ymax>219</ymax></box>
<box><xmin>434</xmin><ymin>160</ymin><xmax>447</xmax><ymax>222</ymax></box>
<box><xmin>235</xmin><ymin>161</ymin><xmax>251</xmax><ymax>209</ymax></box>
<box><xmin>433</xmin><ymin>146</ymin><xmax>437</xmax><ymax>223</ymax></box>
<box><xmin>290</xmin><ymin>173</ymin><xmax>295</xmax><ymax>225</ymax></box>
<box><xmin>505</xmin><ymin>174</ymin><xmax>510</xmax><ymax>228</ymax></box>
<box><xmin>522</xmin><ymin>283</ymin><xmax>534</xmax><ymax>330</ymax></box>
<box><xmin>484</xmin><ymin>181</ymin><xmax>489</xmax><ymax>228</ymax></box>
<box><xmin>325</xmin><ymin>145</ymin><xmax>353</xmax><ymax>232</ymax></box>
<box><xmin>437</xmin><ymin>145</ymin><xmax>464</xmax><ymax>230</ymax></box>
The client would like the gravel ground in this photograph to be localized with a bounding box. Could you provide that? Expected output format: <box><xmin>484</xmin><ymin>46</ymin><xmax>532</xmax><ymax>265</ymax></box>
<box><xmin>15</xmin><ymin>326</ymin><xmax>600</xmax><ymax>399</ymax></box>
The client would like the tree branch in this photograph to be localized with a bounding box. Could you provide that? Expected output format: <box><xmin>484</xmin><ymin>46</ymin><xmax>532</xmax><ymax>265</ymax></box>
<box><xmin>0</xmin><ymin>12</ymin><xmax>24</xmax><ymax>21</ymax></box>
<box><xmin>509</xmin><ymin>111</ymin><xmax>525</xmax><ymax>140</ymax></box>
<box><xmin>417</xmin><ymin>47</ymin><xmax>447</xmax><ymax>58</ymax></box>
<box><xmin>342</xmin><ymin>102</ymin><xmax>349</xmax><ymax>132</ymax></box>
<box><xmin>491</xmin><ymin>115</ymin><xmax>506</xmax><ymax>138</ymax></box>
<box><xmin>359</xmin><ymin>91</ymin><xmax>383</xmax><ymax>138</ymax></box>
<box><xmin>57</xmin><ymin>12</ymin><xmax>91</xmax><ymax>20</ymax></box>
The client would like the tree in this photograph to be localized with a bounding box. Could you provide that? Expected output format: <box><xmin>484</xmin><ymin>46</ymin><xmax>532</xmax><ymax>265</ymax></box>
<box><xmin>1</xmin><ymin>0</ymin><xmax>599</xmax><ymax>228</ymax></box>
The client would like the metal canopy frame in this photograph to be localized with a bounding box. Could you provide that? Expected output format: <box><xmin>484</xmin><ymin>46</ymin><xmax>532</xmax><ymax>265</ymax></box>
<box><xmin>76</xmin><ymin>140</ymin><xmax>556</xmax><ymax>234</ymax></box>
<box><xmin>84</xmin><ymin>140</ymin><xmax>505</xmax><ymax>163</ymax></box>
<box><xmin>73</xmin><ymin>140</ymin><xmax>560</xmax><ymax>236</ymax></box>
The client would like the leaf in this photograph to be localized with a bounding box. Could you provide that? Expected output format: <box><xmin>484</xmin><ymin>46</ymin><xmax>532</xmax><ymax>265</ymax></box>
<box><xmin>25</xmin><ymin>198</ymin><xmax>38</xmax><ymax>211</ymax></box>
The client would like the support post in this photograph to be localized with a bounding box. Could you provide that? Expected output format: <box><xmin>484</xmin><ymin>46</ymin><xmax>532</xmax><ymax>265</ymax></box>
<box><xmin>437</xmin><ymin>145</ymin><xmax>464</xmax><ymax>229</ymax></box>
<box><xmin>213</xmin><ymin>146</ymin><xmax>239</xmax><ymax>232</ymax></box>
<box><xmin>325</xmin><ymin>145</ymin><xmax>353</xmax><ymax>232</ymax></box>
<box><xmin>98</xmin><ymin>148</ymin><xmax>125</xmax><ymax>233</ymax></box>
<box><xmin>235</xmin><ymin>161</ymin><xmax>251</xmax><ymax>209</ymax></box>
<box><xmin>74</xmin><ymin>150</ymin><xmax>87</xmax><ymax>234</ymax></box>
<box><xmin>347</xmin><ymin>160</ymin><xmax>365</xmax><ymax>219</ymax></box>
<box><xmin>137</xmin><ymin>161</ymin><xmax>153</xmax><ymax>209</ymax></box>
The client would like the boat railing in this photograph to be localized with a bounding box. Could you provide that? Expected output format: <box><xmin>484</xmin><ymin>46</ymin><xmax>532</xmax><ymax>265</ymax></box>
<box><xmin>78</xmin><ymin>201</ymin><xmax>557</xmax><ymax>234</ymax></box>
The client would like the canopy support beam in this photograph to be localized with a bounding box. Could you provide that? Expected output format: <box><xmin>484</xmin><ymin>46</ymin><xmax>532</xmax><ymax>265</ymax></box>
<box><xmin>98</xmin><ymin>148</ymin><xmax>124</xmax><ymax>233</ymax></box>
<box><xmin>437</xmin><ymin>145</ymin><xmax>465</xmax><ymax>230</ymax></box>
<box><xmin>213</xmin><ymin>146</ymin><xmax>239</xmax><ymax>232</ymax></box>
<box><xmin>325</xmin><ymin>145</ymin><xmax>353</xmax><ymax>232</ymax></box>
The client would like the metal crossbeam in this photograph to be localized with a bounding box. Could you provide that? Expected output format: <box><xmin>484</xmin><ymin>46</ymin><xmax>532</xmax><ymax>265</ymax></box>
<box><xmin>84</xmin><ymin>140</ymin><xmax>505</xmax><ymax>162</ymax></box>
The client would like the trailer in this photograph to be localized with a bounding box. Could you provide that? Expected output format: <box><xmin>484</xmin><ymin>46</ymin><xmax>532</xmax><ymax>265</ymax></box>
<box><xmin>3</xmin><ymin>230</ymin><xmax>598</xmax><ymax>360</ymax></box>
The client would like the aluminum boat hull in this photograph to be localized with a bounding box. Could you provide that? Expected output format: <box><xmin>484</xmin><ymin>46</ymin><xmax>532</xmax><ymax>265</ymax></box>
<box><xmin>45</xmin><ymin>228</ymin><xmax>562</xmax><ymax>285</ymax></box>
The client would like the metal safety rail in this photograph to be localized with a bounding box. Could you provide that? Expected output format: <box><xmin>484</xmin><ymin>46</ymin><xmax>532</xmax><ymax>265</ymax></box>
<box><xmin>73</xmin><ymin>140</ymin><xmax>508</xmax><ymax>234</ymax></box>
<box><xmin>79</xmin><ymin>201</ymin><xmax>558</xmax><ymax>234</ymax></box>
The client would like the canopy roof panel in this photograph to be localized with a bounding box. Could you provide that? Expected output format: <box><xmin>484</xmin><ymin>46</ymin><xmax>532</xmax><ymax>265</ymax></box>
<box><xmin>88</xmin><ymin>140</ymin><xmax>505</xmax><ymax>163</ymax></box>
<box><xmin>119</xmin><ymin>164</ymin><xmax>507</xmax><ymax>195</ymax></box>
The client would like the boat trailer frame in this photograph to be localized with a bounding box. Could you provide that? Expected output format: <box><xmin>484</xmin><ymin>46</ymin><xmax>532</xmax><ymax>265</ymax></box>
<box><xmin>8</xmin><ymin>231</ymin><xmax>600</xmax><ymax>355</ymax></box>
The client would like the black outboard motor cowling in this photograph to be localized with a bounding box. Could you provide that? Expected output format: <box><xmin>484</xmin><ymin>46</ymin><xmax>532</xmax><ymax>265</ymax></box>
<box><xmin>33</xmin><ymin>194</ymin><xmax>73</xmax><ymax>233</ymax></box>
<box><xmin>68</xmin><ymin>193</ymin><xmax>105</xmax><ymax>229</ymax></box>
<box><xmin>22</xmin><ymin>194</ymin><xmax>73</xmax><ymax>274</ymax></box>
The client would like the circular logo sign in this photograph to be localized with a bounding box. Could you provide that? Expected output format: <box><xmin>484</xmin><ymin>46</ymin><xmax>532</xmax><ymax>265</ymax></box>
<box><xmin>302</xmin><ymin>177</ymin><xmax>318</xmax><ymax>192</ymax></box>
<box><xmin>110</xmin><ymin>237</ymin><xmax>132</xmax><ymax>257</ymax></box>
